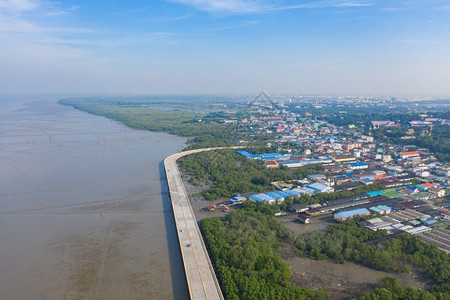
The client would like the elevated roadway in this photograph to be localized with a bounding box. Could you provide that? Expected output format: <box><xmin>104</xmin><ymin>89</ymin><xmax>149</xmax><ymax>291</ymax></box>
<box><xmin>164</xmin><ymin>147</ymin><xmax>243</xmax><ymax>300</ymax></box>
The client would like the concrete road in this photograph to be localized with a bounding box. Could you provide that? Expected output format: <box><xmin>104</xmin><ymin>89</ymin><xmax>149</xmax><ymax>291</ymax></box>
<box><xmin>164</xmin><ymin>147</ymin><xmax>243</xmax><ymax>300</ymax></box>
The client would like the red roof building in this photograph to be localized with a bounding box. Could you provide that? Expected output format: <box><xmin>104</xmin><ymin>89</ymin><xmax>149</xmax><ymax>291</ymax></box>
<box><xmin>400</xmin><ymin>151</ymin><xmax>420</xmax><ymax>159</ymax></box>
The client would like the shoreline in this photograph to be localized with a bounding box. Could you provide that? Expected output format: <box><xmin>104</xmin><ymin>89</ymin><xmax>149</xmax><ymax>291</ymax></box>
<box><xmin>164</xmin><ymin>148</ymin><xmax>226</xmax><ymax>300</ymax></box>
<box><xmin>163</xmin><ymin>147</ymin><xmax>244</xmax><ymax>300</ymax></box>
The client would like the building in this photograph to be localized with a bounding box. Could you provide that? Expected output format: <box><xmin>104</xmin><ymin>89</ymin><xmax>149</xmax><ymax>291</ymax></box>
<box><xmin>273</xmin><ymin>190</ymin><xmax>290</xmax><ymax>198</ymax></box>
<box><xmin>343</xmin><ymin>141</ymin><xmax>361</xmax><ymax>151</ymax></box>
<box><xmin>369</xmin><ymin>205</ymin><xmax>392</xmax><ymax>215</ymax></box>
<box><xmin>301</xmin><ymin>158</ymin><xmax>333</xmax><ymax>165</ymax></box>
<box><xmin>333</xmin><ymin>155</ymin><xmax>356</xmax><ymax>163</ymax></box>
<box><xmin>334</xmin><ymin>208</ymin><xmax>371</xmax><ymax>222</ymax></box>
<box><xmin>442</xmin><ymin>212</ymin><xmax>450</xmax><ymax>221</ymax></box>
<box><xmin>299</xmin><ymin>187</ymin><xmax>316</xmax><ymax>196</ymax></box>
<box><xmin>400</xmin><ymin>151</ymin><xmax>420</xmax><ymax>160</ymax></box>
<box><xmin>306</xmin><ymin>208</ymin><xmax>322</xmax><ymax>216</ymax></box>
<box><xmin>266</xmin><ymin>192</ymin><xmax>285</xmax><ymax>201</ymax></box>
<box><xmin>264</xmin><ymin>160</ymin><xmax>279</xmax><ymax>168</ymax></box>
<box><xmin>349</xmin><ymin>162</ymin><xmax>368</xmax><ymax>170</ymax></box>
<box><xmin>278</xmin><ymin>160</ymin><xmax>302</xmax><ymax>168</ymax></box>
<box><xmin>289</xmin><ymin>204</ymin><xmax>309</xmax><ymax>213</ymax></box>
<box><xmin>405</xmin><ymin>226</ymin><xmax>432</xmax><ymax>235</ymax></box>
<box><xmin>259</xmin><ymin>153</ymin><xmax>289</xmax><ymax>160</ymax></box>
<box><xmin>307</xmin><ymin>174</ymin><xmax>327</xmax><ymax>181</ymax></box>
<box><xmin>297</xmin><ymin>213</ymin><xmax>310</xmax><ymax>224</ymax></box>
<box><xmin>309</xmin><ymin>203</ymin><xmax>322</xmax><ymax>209</ymax></box>
<box><xmin>230</xmin><ymin>196</ymin><xmax>246</xmax><ymax>203</ymax></box>
<box><xmin>284</xmin><ymin>189</ymin><xmax>300</xmax><ymax>197</ymax></box>
<box><xmin>249</xmin><ymin>194</ymin><xmax>276</xmax><ymax>204</ymax></box>
<box><xmin>308</xmin><ymin>182</ymin><xmax>334</xmax><ymax>193</ymax></box>
<box><xmin>360</xmin><ymin>177</ymin><xmax>374</xmax><ymax>185</ymax></box>
<box><xmin>237</xmin><ymin>150</ymin><xmax>289</xmax><ymax>161</ymax></box>
<box><xmin>371</xmin><ymin>121</ymin><xmax>396</xmax><ymax>128</ymax></box>
<box><xmin>421</xmin><ymin>182</ymin><xmax>435</xmax><ymax>188</ymax></box>
<box><xmin>428</xmin><ymin>187</ymin><xmax>445</xmax><ymax>198</ymax></box>
<box><xmin>382</xmin><ymin>155</ymin><xmax>392</xmax><ymax>163</ymax></box>
<box><xmin>373</xmin><ymin>170</ymin><xmax>386</xmax><ymax>179</ymax></box>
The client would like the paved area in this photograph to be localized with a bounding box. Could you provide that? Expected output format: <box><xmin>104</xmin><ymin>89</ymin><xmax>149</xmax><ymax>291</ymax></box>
<box><xmin>164</xmin><ymin>147</ymin><xmax>242</xmax><ymax>300</ymax></box>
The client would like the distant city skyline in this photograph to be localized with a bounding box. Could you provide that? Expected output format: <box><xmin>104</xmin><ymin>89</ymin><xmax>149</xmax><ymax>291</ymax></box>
<box><xmin>1</xmin><ymin>0</ymin><xmax>450</xmax><ymax>96</ymax></box>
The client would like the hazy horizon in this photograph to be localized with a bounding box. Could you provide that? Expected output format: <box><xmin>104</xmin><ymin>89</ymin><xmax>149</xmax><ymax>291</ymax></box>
<box><xmin>1</xmin><ymin>0</ymin><xmax>450</xmax><ymax>96</ymax></box>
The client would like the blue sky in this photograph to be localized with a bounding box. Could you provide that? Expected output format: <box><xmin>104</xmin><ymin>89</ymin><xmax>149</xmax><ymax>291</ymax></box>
<box><xmin>1</xmin><ymin>0</ymin><xmax>450</xmax><ymax>95</ymax></box>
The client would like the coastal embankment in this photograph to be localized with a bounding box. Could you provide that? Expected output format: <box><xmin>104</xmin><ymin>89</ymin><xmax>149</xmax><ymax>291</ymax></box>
<box><xmin>164</xmin><ymin>147</ymin><xmax>243</xmax><ymax>300</ymax></box>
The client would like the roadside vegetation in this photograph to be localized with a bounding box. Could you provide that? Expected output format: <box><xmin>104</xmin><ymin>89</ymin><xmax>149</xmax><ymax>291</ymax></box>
<box><xmin>59</xmin><ymin>97</ymin><xmax>251</xmax><ymax>149</ymax></box>
<box><xmin>201</xmin><ymin>208</ymin><xmax>327</xmax><ymax>300</ymax></box>
<box><xmin>295</xmin><ymin>219</ymin><xmax>449</xmax><ymax>297</ymax></box>
<box><xmin>356</xmin><ymin>277</ymin><xmax>439</xmax><ymax>300</ymax></box>
<box><xmin>201</xmin><ymin>204</ymin><xmax>450</xmax><ymax>300</ymax></box>
<box><xmin>178</xmin><ymin>149</ymin><xmax>382</xmax><ymax>202</ymax></box>
<box><xmin>178</xmin><ymin>149</ymin><xmax>324</xmax><ymax>200</ymax></box>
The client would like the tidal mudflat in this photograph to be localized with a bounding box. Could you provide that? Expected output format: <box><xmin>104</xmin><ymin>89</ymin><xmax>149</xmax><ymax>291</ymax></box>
<box><xmin>0</xmin><ymin>96</ymin><xmax>188</xmax><ymax>299</ymax></box>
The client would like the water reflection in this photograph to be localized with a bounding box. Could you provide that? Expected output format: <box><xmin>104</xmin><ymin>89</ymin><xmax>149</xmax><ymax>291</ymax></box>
<box><xmin>0</xmin><ymin>96</ymin><xmax>188</xmax><ymax>299</ymax></box>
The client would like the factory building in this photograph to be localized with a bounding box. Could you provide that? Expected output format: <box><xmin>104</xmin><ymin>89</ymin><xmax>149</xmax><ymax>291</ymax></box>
<box><xmin>334</xmin><ymin>208</ymin><xmax>371</xmax><ymax>222</ymax></box>
<box><xmin>369</xmin><ymin>205</ymin><xmax>392</xmax><ymax>215</ymax></box>
<box><xmin>249</xmin><ymin>194</ymin><xmax>276</xmax><ymax>204</ymax></box>
<box><xmin>266</xmin><ymin>192</ymin><xmax>285</xmax><ymax>201</ymax></box>
<box><xmin>308</xmin><ymin>182</ymin><xmax>334</xmax><ymax>193</ymax></box>
<box><xmin>289</xmin><ymin>204</ymin><xmax>309</xmax><ymax>213</ymax></box>
<box><xmin>283</xmin><ymin>189</ymin><xmax>300</xmax><ymax>196</ymax></box>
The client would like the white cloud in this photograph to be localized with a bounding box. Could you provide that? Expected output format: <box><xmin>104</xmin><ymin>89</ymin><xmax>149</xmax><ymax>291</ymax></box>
<box><xmin>167</xmin><ymin>0</ymin><xmax>372</xmax><ymax>13</ymax></box>
<box><xmin>271</xmin><ymin>1</ymin><xmax>371</xmax><ymax>11</ymax></box>
<box><xmin>0</xmin><ymin>0</ymin><xmax>77</xmax><ymax>17</ymax></box>
<box><xmin>334</xmin><ymin>1</ymin><xmax>370</xmax><ymax>7</ymax></box>
<box><xmin>0</xmin><ymin>14</ymin><xmax>41</xmax><ymax>33</ymax></box>
<box><xmin>0</xmin><ymin>0</ymin><xmax>38</xmax><ymax>12</ymax></box>
<box><xmin>206</xmin><ymin>20</ymin><xmax>259</xmax><ymax>31</ymax></box>
<box><xmin>167</xmin><ymin>0</ymin><xmax>263</xmax><ymax>13</ymax></box>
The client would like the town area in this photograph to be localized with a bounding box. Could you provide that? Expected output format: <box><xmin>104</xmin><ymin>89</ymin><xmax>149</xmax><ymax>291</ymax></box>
<box><xmin>196</xmin><ymin>96</ymin><xmax>450</xmax><ymax>256</ymax></box>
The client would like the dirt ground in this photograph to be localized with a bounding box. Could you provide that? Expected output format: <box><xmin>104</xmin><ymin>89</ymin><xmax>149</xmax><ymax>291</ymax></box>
<box><xmin>181</xmin><ymin>174</ymin><xmax>228</xmax><ymax>220</ymax></box>
<box><xmin>181</xmin><ymin>175</ymin><xmax>429</xmax><ymax>299</ymax></box>
<box><xmin>283</xmin><ymin>214</ymin><xmax>336</xmax><ymax>234</ymax></box>
<box><xmin>289</xmin><ymin>256</ymin><xmax>427</xmax><ymax>299</ymax></box>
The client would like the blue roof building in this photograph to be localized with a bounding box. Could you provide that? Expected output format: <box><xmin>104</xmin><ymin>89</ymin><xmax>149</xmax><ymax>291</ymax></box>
<box><xmin>249</xmin><ymin>194</ymin><xmax>264</xmax><ymax>202</ymax></box>
<box><xmin>300</xmin><ymin>187</ymin><xmax>316</xmax><ymax>195</ymax></box>
<box><xmin>423</xmin><ymin>219</ymin><xmax>438</xmax><ymax>225</ymax></box>
<box><xmin>267</xmin><ymin>192</ymin><xmax>284</xmax><ymax>200</ymax></box>
<box><xmin>236</xmin><ymin>150</ymin><xmax>289</xmax><ymax>161</ymax></box>
<box><xmin>416</xmin><ymin>185</ymin><xmax>428</xmax><ymax>191</ymax></box>
<box><xmin>334</xmin><ymin>208</ymin><xmax>371</xmax><ymax>222</ymax></box>
<box><xmin>284</xmin><ymin>189</ymin><xmax>300</xmax><ymax>196</ymax></box>
<box><xmin>230</xmin><ymin>196</ymin><xmax>246</xmax><ymax>203</ymax></box>
<box><xmin>274</xmin><ymin>191</ymin><xmax>290</xmax><ymax>198</ymax></box>
<box><xmin>366</xmin><ymin>190</ymin><xmax>383</xmax><ymax>197</ymax></box>
<box><xmin>249</xmin><ymin>193</ymin><xmax>276</xmax><ymax>203</ymax></box>
<box><xmin>308</xmin><ymin>182</ymin><xmax>334</xmax><ymax>193</ymax></box>
<box><xmin>260</xmin><ymin>153</ymin><xmax>288</xmax><ymax>160</ymax></box>
<box><xmin>236</xmin><ymin>150</ymin><xmax>252</xmax><ymax>157</ymax></box>
<box><xmin>361</xmin><ymin>178</ymin><xmax>373</xmax><ymax>184</ymax></box>
<box><xmin>326</xmin><ymin>136</ymin><xmax>338</xmax><ymax>142</ymax></box>
<box><xmin>369</xmin><ymin>205</ymin><xmax>391</xmax><ymax>214</ymax></box>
